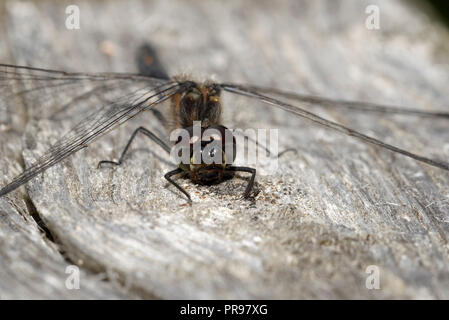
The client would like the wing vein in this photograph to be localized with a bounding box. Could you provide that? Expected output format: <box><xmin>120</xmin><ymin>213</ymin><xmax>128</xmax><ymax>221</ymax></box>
<box><xmin>0</xmin><ymin>76</ymin><xmax>185</xmax><ymax>196</ymax></box>
<box><xmin>221</xmin><ymin>84</ymin><xmax>449</xmax><ymax>171</ymax></box>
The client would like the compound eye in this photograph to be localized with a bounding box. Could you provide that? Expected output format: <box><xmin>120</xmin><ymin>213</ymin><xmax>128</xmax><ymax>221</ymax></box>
<box><xmin>204</xmin><ymin>146</ymin><xmax>226</xmax><ymax>166</ymax></box>
<box><xmin>208</xmin><ymin>147</ymin><xmax>217</xmax><ymax>158</ymax></box>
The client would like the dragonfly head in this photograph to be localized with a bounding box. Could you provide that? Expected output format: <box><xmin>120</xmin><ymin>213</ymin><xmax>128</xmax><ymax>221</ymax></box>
<box><xmin>174</xmin><ymin>125</ymin><xmax>236</xmax><ymax>184</ymax></box>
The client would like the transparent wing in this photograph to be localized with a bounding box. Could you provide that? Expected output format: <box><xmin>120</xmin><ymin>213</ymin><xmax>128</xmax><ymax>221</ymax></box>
<box><xmin>220</xmin><ymin>83</ymin><xmax>449</xmax><ymax>171</ymax></box>
<box><xmin>236</xmin><ymin>85</ymin><xmax>449</xmax><ymax>118</ymax></box>
<box><xmin>0</xmin><ymin>64</ymin><xmax>188</xmax><ymax>196</ymax></box>
<box><xmin>0</xmin><ymin>63</ymin><xmax>173</xmax><ymax>120</ymax></box>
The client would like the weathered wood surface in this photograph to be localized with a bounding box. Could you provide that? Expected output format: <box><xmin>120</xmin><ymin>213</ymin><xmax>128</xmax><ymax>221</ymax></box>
<box><xmin>1</xmin><ymin>0</ymin><xmax>449</xmax><ymax>299</ymax></box>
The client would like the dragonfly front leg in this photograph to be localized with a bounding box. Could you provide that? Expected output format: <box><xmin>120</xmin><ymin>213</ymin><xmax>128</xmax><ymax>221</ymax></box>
<box><xmin>226</xmin><ymin>166</ymin><xmax>256</xmax><ymax>199</ymax></box>
<box><xmin>97</xmin><ymin>126</ymin><xmax>170</xmax><ymax>168</ymax></box>
<box><xmin>164</xmin><ymin>168</ymin><xmax>192</xmax><ymax>203</ymax></box>
<box><xmin>233</xmin><ymin>130</ymin><xmax>297</xmax><ymax>159</ymax></box>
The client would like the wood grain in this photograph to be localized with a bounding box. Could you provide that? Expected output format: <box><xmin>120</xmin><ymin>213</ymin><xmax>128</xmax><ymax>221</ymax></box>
<box><xmin>1</xmin><ymin>0</ymin><xmax>449</xmax><ymax>299</ymax></box>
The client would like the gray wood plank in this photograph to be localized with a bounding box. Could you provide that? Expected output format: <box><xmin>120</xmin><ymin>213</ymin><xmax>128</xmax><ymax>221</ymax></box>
<box><xmin>0</xmin><ymin>1</ymin><xmax>134</xmax><ymax>299</ymax></box>
<box><xmin>1</xmin><ymin>0</ymin><xmax>449</xmax><ymax>299</ymax></box>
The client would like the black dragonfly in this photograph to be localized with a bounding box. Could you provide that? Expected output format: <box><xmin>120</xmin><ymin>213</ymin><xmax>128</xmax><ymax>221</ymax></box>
<box><xmin>0</xmin><ymin>44</ymin><xmax>448</xmax><ymax>202</ymax></box>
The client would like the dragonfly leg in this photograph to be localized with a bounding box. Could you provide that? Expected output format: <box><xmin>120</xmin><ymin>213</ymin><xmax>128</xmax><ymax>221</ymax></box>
<box><xmin>233</xmin><ymin>130</ymin><xmax>297</xmax><ymax>158</ymax></box>
<box><xmin>277</xmin><ymin>148</ymin><xmax>298</xmax><ymax>157</ymax></box>
<box><xmin>226</xmin><ymin>166</ymin><xmax>256</xmax><ymax>198</ymax></box>
<box><xmin>97</xmin><ymin>126</ymin><xmax>170</xmax><ymax>168</ymax></box>
<box><xmin>164</xmin><ymin>168</ymin><xmax>192</xmax><ymax>203</ymax></box>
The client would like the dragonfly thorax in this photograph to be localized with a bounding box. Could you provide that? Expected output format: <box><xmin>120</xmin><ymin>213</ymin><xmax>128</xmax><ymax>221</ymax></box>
<box><xmin>172</xmin><ymin>82</ymin><xmax>222</xmax><ymax>129</ymax></box>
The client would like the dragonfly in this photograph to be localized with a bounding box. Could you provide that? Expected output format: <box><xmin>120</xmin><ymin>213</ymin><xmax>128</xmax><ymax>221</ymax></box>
<box><xmin>0</xmin><ymin>44</ymin><xmax>448</xmax><ymax>203</ymax></box>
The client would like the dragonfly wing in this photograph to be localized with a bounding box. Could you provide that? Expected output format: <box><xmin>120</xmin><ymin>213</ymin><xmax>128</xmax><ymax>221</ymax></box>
<box><xmin>0</xmin><ymin>63</ymin><xmax>172</xmax><ymax>119</ymax></box>
<box><xmin>0</xmin><ymin>64</ymin><xmax>187</xmax><ymax>196</ymax></box>
<box><xmin>231</xmin><ymin>84</ymin><xmax>449</xmax><ymax>118</ymax></box>
<box><xmin>220</xmin><ymin>83</ymin><xmax>449</xmax><ymax>171</ymax></box>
